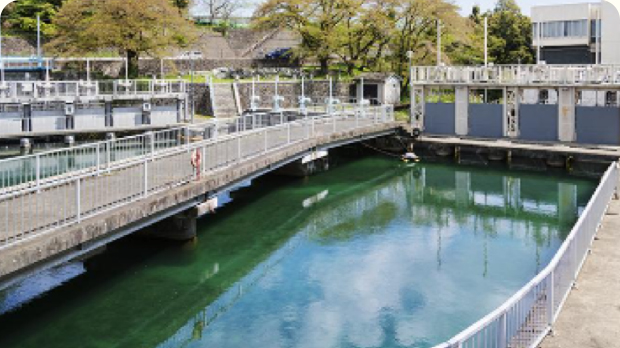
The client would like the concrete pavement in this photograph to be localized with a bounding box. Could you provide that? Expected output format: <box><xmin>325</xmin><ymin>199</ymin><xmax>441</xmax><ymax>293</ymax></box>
<box><xmin>540</xmin><ymin>199</ymin><xmax>620</xmax><ymax>348</ymax></box>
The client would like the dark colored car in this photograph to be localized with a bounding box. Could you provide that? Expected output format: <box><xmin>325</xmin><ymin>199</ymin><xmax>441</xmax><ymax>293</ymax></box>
<box><xmin>265</xmin><ymin>48</ymin><xmax>292</xmax><ymax>60</ymax></box>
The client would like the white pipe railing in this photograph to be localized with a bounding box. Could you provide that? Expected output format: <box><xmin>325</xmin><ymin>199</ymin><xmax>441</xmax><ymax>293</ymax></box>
<box><xmin>0</xmin><ymin>79</ymin><xmax>186</xmax><ymax>100</ymax></box>
<box><xmin>0</xmin><ymin>105</ymin><xmax>394</xmax><ymax>248</ymax></box>
<box><xmin>411</xmin><ymin>65</ymin><xmax>620</xmax><ymax>86</ymax></box>
<box><xmin>432</xmin><ymin>161</ymin><xmax>619</xmax><ymax>348</ymax></box>
<box><xmin>0</xmin><ymin>104</ymin><xmax>382</xmax><ymax>192</ymax></box>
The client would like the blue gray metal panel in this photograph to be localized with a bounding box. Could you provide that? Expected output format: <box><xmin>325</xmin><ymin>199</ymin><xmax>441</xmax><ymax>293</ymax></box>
<box><xmin>519</xmin><ymin>104</ymin><xmax>558</xmax><ymax>142</ymax></box>
<box><xmin>468</xmin><ymin>104</ymin><xmax>504</xmax><ymax>138</ymax></box>
<box><xmin>575</xmin><ymin>106</ymin><xmax>620</xmax><ymax>145</ymax></box>
<box><xmin>424</xmin><ymin>103</ymin><xmax>455</xmax><ymax>135</ymax></box>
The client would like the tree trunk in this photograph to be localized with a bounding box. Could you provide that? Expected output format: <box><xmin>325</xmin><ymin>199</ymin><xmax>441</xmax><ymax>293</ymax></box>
<box><xmin>126</xmin><ymin>50</ymin><xmax>139</xmax><ymax>79</ymax></box>
<box><xmin>319</xmin><ymin>58</ymin><xmax>329</xmax><ymax>76</ymax></box>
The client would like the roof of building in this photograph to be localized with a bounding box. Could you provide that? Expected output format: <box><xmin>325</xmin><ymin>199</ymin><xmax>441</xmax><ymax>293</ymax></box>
<box><xmin>353</xmin><ymin>72</ymin><xmax>402</xmax><ymax>82</ymax></box>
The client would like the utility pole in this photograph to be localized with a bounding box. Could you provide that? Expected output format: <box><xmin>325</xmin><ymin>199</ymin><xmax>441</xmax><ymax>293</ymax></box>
<box><xmin>437</xmin><ymin>20</ymin><xmax>441</xmax><ymax>66</ymax></box>
<box><xmin>484</xmin><ymin>17</ymin><xmax>488</xmax><ymax>67</ymax></box>
<box><xmin>537</xmin><ymin>22</ymin><xmax>542</xmax><ymax>64</ymax></box>
<box><xmin>407</xmin><ymin>50</ymin><xmax>413</xmax><ymax>126</ymax></box>
<box><xmin>37</xmin><ymin>15</ymin><xmax>41</xmax><ymax>59</ymax></box>
<box><xmin>0</xmin><ymin>20</ymin><xmax>4</xmax><ymax>84</ymax></box>
<box><xmin>190</xmin><ymin>53</ymin><xmax>195</xmax><ymax>124</ymax></box>
<box><xmin>596</xmin><ymin>10</ymin><xmax>601</xmax><ymax>64</ymax></box>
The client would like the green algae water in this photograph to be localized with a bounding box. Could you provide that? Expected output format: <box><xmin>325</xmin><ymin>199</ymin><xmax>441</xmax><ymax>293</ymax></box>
<box><xmin>0</xmin><ymin>156</ymin><xmax>597</xmax><ymax>348</ymax></box>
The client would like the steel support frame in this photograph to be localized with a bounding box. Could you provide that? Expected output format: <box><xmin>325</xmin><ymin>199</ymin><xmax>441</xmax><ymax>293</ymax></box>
<box><xmin>411</xmin><ymin>86</ymin><xmax>425</xmax><ymax>130</ymax></box>
<box><xmin>504</xmin><ymin>87</ymin><xmax>519</xmax><ymax>138</ymax></box>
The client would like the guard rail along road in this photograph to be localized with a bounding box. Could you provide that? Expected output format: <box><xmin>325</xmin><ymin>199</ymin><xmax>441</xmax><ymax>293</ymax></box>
<box><xmin>431</xmin><ymin>161</ymin><xmax>619</xmax><ymax>348</ymax></box>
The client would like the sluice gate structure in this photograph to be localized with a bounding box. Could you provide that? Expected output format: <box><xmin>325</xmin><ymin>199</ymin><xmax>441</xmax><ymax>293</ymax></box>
<box><xmin>0</xmin><ymin>79</ymin><xmax>188</xmax><ymax>137</ymax></box>
<box><xmin>410</xmin><ymin>65</ymin><xmax>620</xmax><ymax>146</ymax></box>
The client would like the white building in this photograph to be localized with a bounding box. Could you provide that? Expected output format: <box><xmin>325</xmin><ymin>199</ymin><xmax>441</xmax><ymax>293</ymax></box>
<box><xmin>531</xmin><ymin>1</ymin><xmax>620</xmax><ymax>64</ymax></box>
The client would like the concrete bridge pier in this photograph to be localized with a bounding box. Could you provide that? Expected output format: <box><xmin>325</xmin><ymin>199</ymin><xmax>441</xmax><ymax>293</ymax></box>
<box><xmin>148</xmin><ymin>209</ymin><xmax>198</xmax><ymax>241</ymax></box>
<box><xmin>64</xmin><ymin>135</ymin><xmax>75</xmax><ymax>147</ymax></box>
<box><xmin>19</xmin><ymin>138</ymin><xmax>32</xmax><ymax>155</ymax></box>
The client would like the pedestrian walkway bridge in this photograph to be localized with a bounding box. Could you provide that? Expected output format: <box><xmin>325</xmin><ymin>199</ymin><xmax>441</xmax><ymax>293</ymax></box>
<box><xmin>0</xmin><ymin>104</ymin><xmax>399</xmax><ymax>289</ymax></box>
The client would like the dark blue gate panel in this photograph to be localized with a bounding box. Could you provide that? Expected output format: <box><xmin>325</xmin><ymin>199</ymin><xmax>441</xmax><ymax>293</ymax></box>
<box><xmin>575</xmin><ymin>106</ymin><xmax>620</xmax><ymax>145</ymax></box>
<box><xmin>519</xmin><ymin>104</ymin><xmax>558</xmax><ymax>142</ymax></box>
<box><xmin>468</xmin><ymin>104</ymin><xmax>503</xmax><ymax>138</ymax></box>
<box><xmin>424</xmin><ymin>103</ymin><xmax>455</xmax><ymax>135</ymax></box>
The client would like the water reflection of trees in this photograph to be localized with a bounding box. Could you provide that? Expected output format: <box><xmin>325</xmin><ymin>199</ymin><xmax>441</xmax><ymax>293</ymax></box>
<box><xmin>156</xmin><ymin>165</ymin><xmax>587</xmax><ymax>348</ymax></box>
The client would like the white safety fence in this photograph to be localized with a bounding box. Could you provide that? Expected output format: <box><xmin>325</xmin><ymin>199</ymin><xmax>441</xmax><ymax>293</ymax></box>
<box><xmin>0</xmin><ymin>105</ymin><xmax>394</xmax><ymax>248</ymax></box>
<box><xmin>411</xmin><ymin>65</ymin><xmax>620</xmax><ymax>86</ymax></box>
<box><xmin>432</xmin><ymin>161</ymin><xmax>619</xmax><ymax>348</ymax></box>
<box><xmin>0</xmin><ymin>79</ymin><xmax>186</xmax><ymax>101</ymax></box>
<box><xmin>0</xmin><ymin>105</ymin><xmax>380</xmax><ymax>192</ymax></box>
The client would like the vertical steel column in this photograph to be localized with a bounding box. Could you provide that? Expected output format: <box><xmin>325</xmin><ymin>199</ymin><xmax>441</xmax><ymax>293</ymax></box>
<box><xmin>504</xmin><ymin>87</ymin><xmax>519</xmax><ymax>138</ymax></box>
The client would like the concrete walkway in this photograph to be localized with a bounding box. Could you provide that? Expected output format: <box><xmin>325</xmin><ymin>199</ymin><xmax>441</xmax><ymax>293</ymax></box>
<box><xmin>540</xmin><ymin>199</ymin><xmax>620</xmax><ymax>348</ymax></box>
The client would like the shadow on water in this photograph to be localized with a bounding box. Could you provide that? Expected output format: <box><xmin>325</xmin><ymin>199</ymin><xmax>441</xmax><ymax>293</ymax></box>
<box><xmin>0</xmin><ymin>153</ymin><xmax>598</xmax><ymax>348</ymax></box>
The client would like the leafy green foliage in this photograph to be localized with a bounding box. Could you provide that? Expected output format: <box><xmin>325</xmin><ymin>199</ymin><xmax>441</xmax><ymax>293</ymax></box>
<box><xmin>2</xmin><ymin>0</ymin><xmax>63</xmax><ymax>37</ymax></box>
<box><xmin>487</xmin><ymin>0</ymin><xmax>535</xmax><ymax>64</ymax></box>
<box><xmin>46</xmin><ymin>0</ymin><xmax>197</xmax><ymax>77</ymax></box>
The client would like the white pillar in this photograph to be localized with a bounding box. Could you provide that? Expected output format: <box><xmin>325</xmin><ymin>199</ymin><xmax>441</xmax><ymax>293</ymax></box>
<box><xmin>455</xmin><ymin>86</ymin><xmax>469</xmax><ymax>136</ymax></box>
<box><xmin>558</xmin><ymin>87</ymin><xmax>576</xmax><ymax>142</ymax></box>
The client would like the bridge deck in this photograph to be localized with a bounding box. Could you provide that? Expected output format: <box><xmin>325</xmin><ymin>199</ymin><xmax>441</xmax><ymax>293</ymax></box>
<box><xmin>0</xmin><ymin>111</ymin><xmax>399</xmax><ymax>286</ymax></box>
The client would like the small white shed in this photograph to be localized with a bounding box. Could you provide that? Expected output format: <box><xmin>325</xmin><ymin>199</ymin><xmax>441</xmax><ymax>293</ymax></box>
<box><xmin>353</xmin><ymin>73</ymin><xmax>402</xmax><ymax>105</ymax></box>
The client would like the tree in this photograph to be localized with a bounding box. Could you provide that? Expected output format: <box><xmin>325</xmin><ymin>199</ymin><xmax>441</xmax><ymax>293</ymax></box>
<box><xmin>385</xmin><ymin>0</ymin><xmax>469</xmax><ymax>86</ymax></box>
<box><xmin>253</xmin><ymin>0</ymin><xmax>353</xmax><ymax>74</ymax></box>
<box><xmin>46</xmin><ymin>0</ymin><xmax>196</xmax><ymax>77</ymax></box>
<box><xmin>172</xmin><ymin>0</ymin><xmax>191</xmax><ymax>15</ymax></box>
<box><xmin>487</xmin><ymin>0</ymin><xmax>534</xmax><ymax>64</ymax></box>
<box><xmin>193</xmin><ymin>0</ymin><xmax>243</xmax><ymax>24</ymax></box>
<box><xmin>1</xmin><ymin>0</ymin><xmax>63</xmax><ymax>37</ymax></box>
<box><xmin>333</xmin><ymin>0</ymin><xmax>393</xmax><ymax>74</ymax></box>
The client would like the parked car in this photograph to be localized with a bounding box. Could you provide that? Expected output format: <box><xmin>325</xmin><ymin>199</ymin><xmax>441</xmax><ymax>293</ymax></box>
<box><xmin>265</xmin><ymin>48</ymin><xmax>292</xmax><ymax>60</ymax></box>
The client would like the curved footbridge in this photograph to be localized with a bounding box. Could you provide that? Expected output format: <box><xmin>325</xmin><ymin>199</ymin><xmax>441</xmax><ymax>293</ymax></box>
<box><xmin>0</xmin><ymin>106</ymin><xmax>401</xmax><ymax>290</ymax></box>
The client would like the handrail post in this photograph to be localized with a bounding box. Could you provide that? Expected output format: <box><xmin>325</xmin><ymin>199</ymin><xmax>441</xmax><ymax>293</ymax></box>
<box><xmin>287</xmin><ymin>122</ymin><xmax>291</xmax><ymax>144</ymax></box>
<box><xmin>150</xmin><ymin>131</ymin><xmax>155</xmax><ymax>159</ymax></box>
<box><xmin>548</xmin><ymin>270</ymin><xmax>555</xmax><ymax>327</ymax></box>
<box><xmin>143</xmin><ymin>159</ymin><xmax>148</xmax><ymax>197</ymax></box>
<box><xmin>35</xmin><ymin>154</ymin><xmax>40</xmax><ymax>191</ymax></box>
<box><xmin>263</xmin><ymin>128</ymin><xmax>268</xmax><ymax>152</ymax></box>
<box><xmin>237</xmin><ymin>135</ymin><xmax>242</xmax><ymax>162</ymax></box>
<box><xmin>499</xmin><ymin>312</ymin><xmax>507</xmax><ymax>348</ymax></box>
<box><xmin>96</xmin><ymin>144</ymin><xmax>101</xmax><ymax>176</ymax></box>
<box><xmin>76</xmin><ymin>178</ymin><xmax>81</xmax><ymax>222</ymax></box>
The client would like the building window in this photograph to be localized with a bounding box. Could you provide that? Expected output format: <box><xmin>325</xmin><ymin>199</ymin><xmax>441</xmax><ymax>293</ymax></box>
<box><xmin>535</xmin><ymin>20</ymin><xmax>588</xmax><ymax>39</ymax></box>
<box><xmin>591</xmin><ymin>19</ymin><xmax>601</xmax><ymax>43</ymax></box>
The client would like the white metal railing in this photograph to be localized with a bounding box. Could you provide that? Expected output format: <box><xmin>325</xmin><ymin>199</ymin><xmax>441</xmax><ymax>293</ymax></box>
<box><xmin>0</xmin><ymin>79</ymin><xmax>186</xmax><ymax>101</ymax></box>
<box><xmin>0</xmin><ymin>107</ymin><xmax>374</xmax><ymax>192</ymax></box>
<box><xmin>0</xmin><ymin>127</ymin><xmax>187</xmax><ymax>192</ymax></box>
<box><xmin>0</xmin><ymin>105</ymin><xmax>394</xmax><ymax>248</ymax></box>
<box><xmin>411</xmin><ymin>65</ymin><xmax>620</xmax><ymax>86</ymax></box>
<box><xmin>432</xmin><ymin>161</ymin><xmax>619</xmax><ymax>348</ymax></box>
